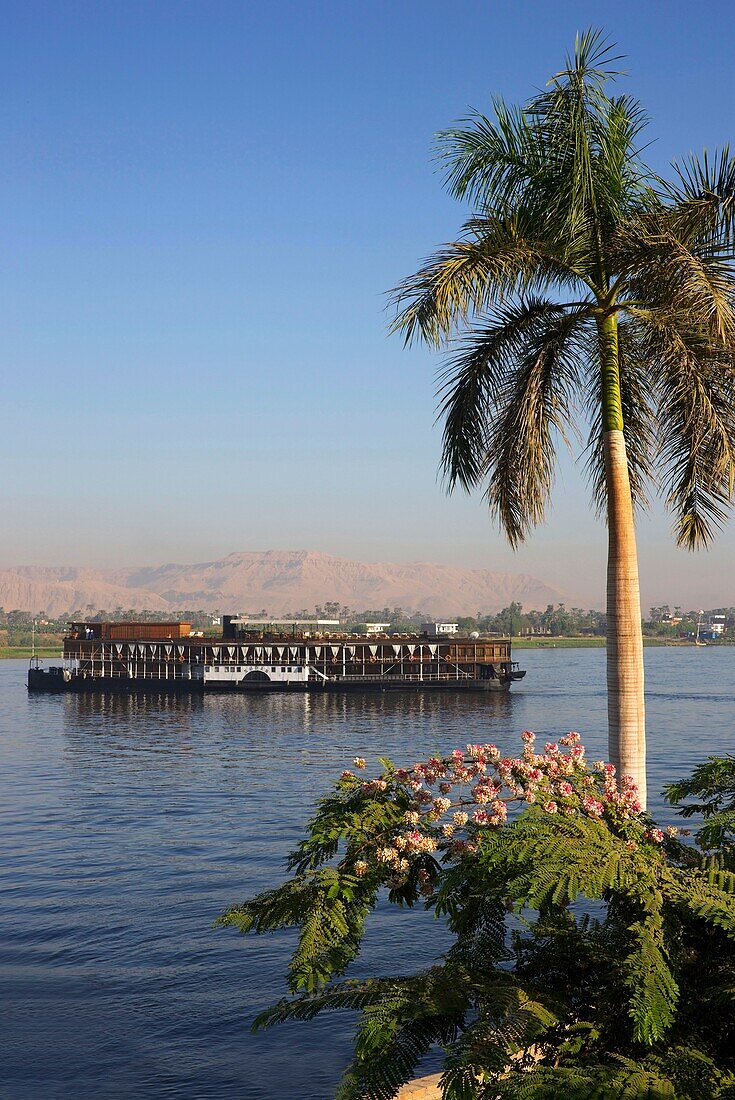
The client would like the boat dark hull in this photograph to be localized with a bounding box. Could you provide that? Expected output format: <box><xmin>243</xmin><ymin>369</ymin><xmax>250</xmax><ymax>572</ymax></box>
<box><xmin>28</xmin><ymin>669</ymin><xmax>520</xmax><ymax>694</ymax></box>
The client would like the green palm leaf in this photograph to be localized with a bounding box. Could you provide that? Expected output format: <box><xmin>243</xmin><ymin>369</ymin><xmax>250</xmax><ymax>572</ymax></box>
<box><xmin>437</xmin><ymin>299</ymin><xmax>588</xmax><ymax>545</ymax></box>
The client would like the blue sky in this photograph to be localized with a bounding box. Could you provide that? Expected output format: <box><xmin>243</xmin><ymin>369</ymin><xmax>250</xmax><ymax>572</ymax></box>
<box><xmin>3</xmin><ymin>0</ymin><xmax>735</xmax><ymax>608</ymax></box>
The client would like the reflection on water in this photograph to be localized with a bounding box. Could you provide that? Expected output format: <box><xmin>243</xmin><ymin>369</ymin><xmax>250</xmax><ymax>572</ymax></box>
<box><xmin>2</xmin><ymin>649</ymin><xmax>735</xmax><ymax>1097</ymax></box>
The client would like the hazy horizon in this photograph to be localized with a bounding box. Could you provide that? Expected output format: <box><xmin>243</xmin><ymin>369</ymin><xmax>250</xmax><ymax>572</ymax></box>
<box><xmin>4</xmin><ymin>1</ymin><xmax>735</xmax><ymax>612</ymax></box>
<box><xmin>1</xmin><ymin>539</ymin><xmax>731</xmax><ymax>615</ymax></box>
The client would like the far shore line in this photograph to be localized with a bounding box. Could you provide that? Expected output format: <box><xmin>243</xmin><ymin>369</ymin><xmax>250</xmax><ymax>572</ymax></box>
<box><xmin>512</xmin><ymin>637</ymin><xmax>702</xmax><ymax>649</ymax></box>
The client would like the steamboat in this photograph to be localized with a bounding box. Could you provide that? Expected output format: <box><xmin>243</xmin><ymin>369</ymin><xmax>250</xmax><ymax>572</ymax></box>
<box><xmin>27</xmin><ymin>616</ymin><xmax>526</xmax><ymax>694</ymax></box>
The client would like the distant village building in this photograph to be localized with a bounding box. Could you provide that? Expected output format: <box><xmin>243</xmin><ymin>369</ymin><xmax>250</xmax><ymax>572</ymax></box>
<box><xmin>422</xmin><ymin>622</ymin><xmax>459</xmax><ymax>637</ymax></box>
<box><xmin>704</xmin><ymin>614</ymin><xmax>726</xmax><ymax>638</ymax></box>
<box><xmin>709</xmin><ymin>614</ymin><xmax>726</xmax><ymax>635</ymax></box>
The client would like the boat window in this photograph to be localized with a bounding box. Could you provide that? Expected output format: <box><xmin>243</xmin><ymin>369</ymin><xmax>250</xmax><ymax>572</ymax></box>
<box><xmin>272</xmin><ymin>667</ymin><xmax>276</xmax><ymax>672</ymax></box>
<box><xmin>236</xmin><ymin>666</ymin><xmax>241</xmax><ymax>672</ymax></box>
<box><xmin>281</xmin><ymin>667</ymin><xmax>286</xmax><ymax>672</ymax></box>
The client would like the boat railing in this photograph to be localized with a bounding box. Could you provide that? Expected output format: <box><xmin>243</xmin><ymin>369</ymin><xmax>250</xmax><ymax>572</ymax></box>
<box><xmin>68</xmin><ymin>668</ymin><xmax>197</xmax><ymax>680</ymax></box>
<box><xmin>312</xmin><ymin>671</ymin><xmax>475</xmax><ymax>682</ymax></box>
<box><xmin>61</xmin><ymin>668</ymin><xmax>493</xmax><ymax>683</ymax></box>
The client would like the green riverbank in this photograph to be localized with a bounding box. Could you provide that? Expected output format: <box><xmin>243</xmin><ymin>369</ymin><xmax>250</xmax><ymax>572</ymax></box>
<box><xmin>511</xmin><ymin>637</ymin><xmax>687</xmax><ymax>649</ymax></box>
<box><xmin>1</xmin><ymin>647</ymin><xmax>62</xmax><ymax>659</ymax></box>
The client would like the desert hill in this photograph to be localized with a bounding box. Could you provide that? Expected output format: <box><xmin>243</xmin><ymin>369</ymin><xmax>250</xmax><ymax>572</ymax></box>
<box><xmin>0</xmin><ymin>550</ymin><xmax>565</xmax><ymax>618</ymax></box>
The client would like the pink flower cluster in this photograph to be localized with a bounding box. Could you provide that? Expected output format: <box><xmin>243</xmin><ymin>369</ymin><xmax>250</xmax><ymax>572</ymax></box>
<box><xmin>473</xmin><ymin>801</ymin><xmax>507</xmax><ymax>827</ymax></box>
<box><xmin>343</xmin><ymin>732</ymin><xmax>666</xmax><ymax>888</ymax></box>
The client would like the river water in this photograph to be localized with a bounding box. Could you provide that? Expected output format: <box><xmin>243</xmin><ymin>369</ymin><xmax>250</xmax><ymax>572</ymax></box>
<box><xmin>1</xmin><ymin>649</ymin><xmax>733</xmax><ymax>1099</ymax></box>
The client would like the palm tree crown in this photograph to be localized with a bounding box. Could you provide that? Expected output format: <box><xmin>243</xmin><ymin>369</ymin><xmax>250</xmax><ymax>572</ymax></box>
<box><xmin>391</xmin><ymin>29</ymin><xmax>735</xmax><ymax>550</ymax></box>
<box><xmin>391</xmin><ymin>30</ymin><xmax>735</xmax><ymax>805</ymax></box>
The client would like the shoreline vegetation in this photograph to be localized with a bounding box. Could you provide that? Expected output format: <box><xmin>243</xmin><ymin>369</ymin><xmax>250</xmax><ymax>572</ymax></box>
<box><xmin>3</xmin><ymin>647</ymin><xmax>62</xmax><ymax>659</ymax></box>
<box><xmin>3</xmin><ymin>603</ymin><xmax>733</xmax><ymax>658</ymax></box>
<box><xmin>513</xmin><ymin>636</ymin><xmax>694</xmax><ymax>649</ymax></box>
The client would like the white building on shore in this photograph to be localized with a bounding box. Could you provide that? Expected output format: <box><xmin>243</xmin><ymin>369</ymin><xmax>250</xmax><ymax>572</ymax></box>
<box><xmin>422</xmin><ymin>622</ymin><xmax>459</xmax><ymax>637</ymax></box>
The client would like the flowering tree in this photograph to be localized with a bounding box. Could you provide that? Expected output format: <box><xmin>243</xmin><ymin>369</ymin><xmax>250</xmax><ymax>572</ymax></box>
<box><xmin>219</xmin><ymin>735</ymin><xmax>735</xmax><ymax>1098</ymax></box>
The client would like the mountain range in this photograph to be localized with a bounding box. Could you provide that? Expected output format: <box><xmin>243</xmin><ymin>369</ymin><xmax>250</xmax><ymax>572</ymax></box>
<box><xmin>0</xmin><ymin>550</ymin><xmax>565</xmax><ymax>618</ymax></box>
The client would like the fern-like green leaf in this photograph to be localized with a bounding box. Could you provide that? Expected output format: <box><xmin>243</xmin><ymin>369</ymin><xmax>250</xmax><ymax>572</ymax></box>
<box><xmin>623</xmin><ymin>886</ymin><xmax>679</xmax><ymax>1045</ymax></box>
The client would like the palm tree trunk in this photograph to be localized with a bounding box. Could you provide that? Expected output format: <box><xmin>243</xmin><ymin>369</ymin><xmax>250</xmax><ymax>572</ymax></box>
<box><xmin>599</xmin><ymin>312</ymin><xmax>647</xmax><ymax>807</ymax></box>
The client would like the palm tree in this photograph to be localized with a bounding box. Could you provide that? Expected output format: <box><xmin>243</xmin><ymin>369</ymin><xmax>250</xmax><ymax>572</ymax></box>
<box><xmin>391</xmin><ymin>31</ymin><xmax>735</xmax><ymax>806</ymax></box>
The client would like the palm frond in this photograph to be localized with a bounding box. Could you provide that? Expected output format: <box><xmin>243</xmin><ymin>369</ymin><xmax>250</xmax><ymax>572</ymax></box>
<box><xmin>637</xmin><ymin>315</ymin><xmax>735</xmax><ymax>547</ymax></box>
<box><xmin>389</xmin><ymin>215</ymin><xmax>587</xmax><ymax>348</ymax></box>
<box><xmin>433</xmin><ymin>35</ymin><xmax>650</xmax><ymax>294</ymax></box>
<box><xmin>591</xmin><ymin>95</ymin><xmax>652</xmax><ymax>229</ymax></box>
<box><xmin>437</xmin><ymin>97</ymin><xmax>543</xmax><ymax>211</ymax></box>
<box><xmin>529</xmin><ymin>34</ymin><xmax>648</xmax><ymax>262</ymax></box>
<box><xmin>470</xmin><ymin>307</ymin><xmax>588</xmax><ymax>546</ymax></box>
<box><xmin>665</xmin><ymin>147</ymin><xmax>735</xmax><ymax>253</ymax></box>
<box><xmin>435</xmin><ymin>297</ymin><xmax>578</xmax><ymax>497</ymax></box>
<box><xmin>618</xmin><ymin>222</ymin><xmax>735</xmax><ymax>344</ymax></box>
<box><xmin>552</xmin><ymin>27</ymin><xmax>626</xmax><ymax>93</ymax></box>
